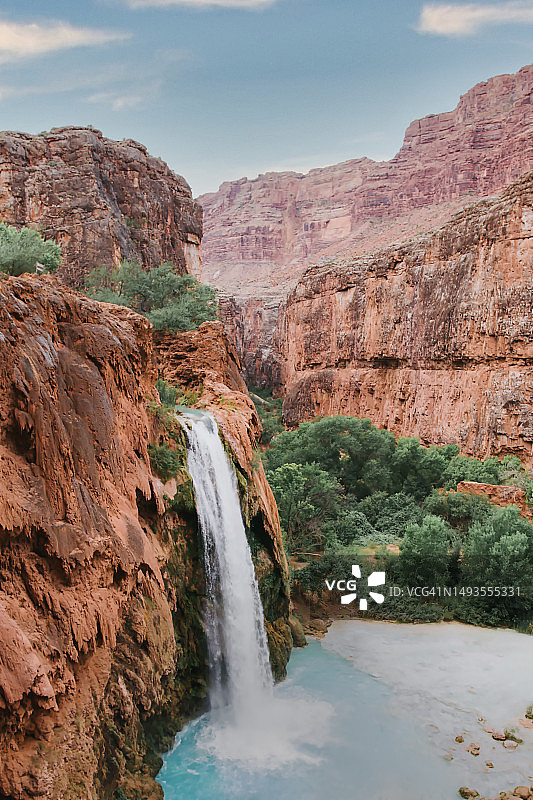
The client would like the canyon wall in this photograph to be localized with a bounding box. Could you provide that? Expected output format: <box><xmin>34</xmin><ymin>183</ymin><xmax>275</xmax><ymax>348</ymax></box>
<box><xmin>0</xmin><ymin>274</ymin><xmax>289</xmax><ymax>800</ymax></box>
<box><xmin>277</xmin><ymin>173</ymin><xmax>533</xmax><ymax>465</ymax></box>
<box><xmin>0</xmin><ymin>127</ymin><xmax>202</xmax><ymax>286</ymax></box>
<box><xmin>200</xmin><ymin>64</ymin><xmax>533</xmax><ymax>385</ymax></box>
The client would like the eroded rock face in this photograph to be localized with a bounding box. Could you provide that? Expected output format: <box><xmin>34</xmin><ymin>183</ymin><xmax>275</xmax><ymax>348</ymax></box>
<box><xmin>0</xmin><ymin>127</ymin><xmax>202</xmax><ymax>286</ymax></box>
<box><xmin>153</xmin><ymin>322</ymin><xmax>291</xmax><ymax>676</ymax></box>
<box><xmin>0</xmin><ymin>276</ymin><xmax>289</xmax><ymax>799</ymax></box>
<box><xmin>200</xmin><ymin>64</ymin><xmax>533</xmax><ymax>384</ymax></box>
<box><xmin>277</xmin><ymin>173</ymin><xmax>533</xmax><ymax>465</ymax></box>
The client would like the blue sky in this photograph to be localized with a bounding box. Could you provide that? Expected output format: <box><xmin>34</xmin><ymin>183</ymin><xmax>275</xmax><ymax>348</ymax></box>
<box><xmin>0</xmin><ymin>1</ymin><xmax>532</xmax><ymax>195</ymax></box>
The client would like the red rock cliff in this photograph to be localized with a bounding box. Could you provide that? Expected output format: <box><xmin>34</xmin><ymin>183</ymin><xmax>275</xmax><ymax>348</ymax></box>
<box><xmin>277</xmin><ymin>173</ymin><xmax>533</xmax><ymax>465</ymax></box>
<box><xmin>0</xmin><ymin>127</ymin><xmax>203</xmax><ymax>286</ymax></box>
<box><xmin>200</xmin><ymin>64</ymin><xmax>533</xmax><ymax>385</ymax></box>
<box><xmin>0</xmin><ymin>275</ymin><xmax>288</xmax><ymax>800</ymax></box>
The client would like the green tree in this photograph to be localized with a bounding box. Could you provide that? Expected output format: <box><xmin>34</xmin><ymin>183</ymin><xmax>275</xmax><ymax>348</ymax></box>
<box><xmin>457</xmin><ymin>506</ymin><xmax>533</xmax><ymax>623</ymax></box>
<box><xmin>0</xmin><ymin>223</ymin><xmax>61</xmax><ymax>275</ymax></box>
<box><xmin>85</xmin><ymin>260</ymin><xmax>217</xmax><ymax>331</ymax></box>
<box><xmin>391</xmin><ymin>438</ymin><xmax>457</xmax><ymax>499</ymax></box>
<box><xmin>462</xmin><ymin>506</ymin><xmax>533</xmax><ymax>587</ymax></box>
<box><xmin>443</xmin><ymin>454</ymin><xmax>504</xmax><ymax>489</ymax></box>
<box><xmin>423</xmin><ymin>488</ymin><xmax>490</xmax><ymax>529</ymax></box>
<box><xmin>323</xmin><ymin>509</ymin><xmax>378</xmax><ymax>548</ymax></box>
<box><xmin>265</xmin><ymin>416</ymin><xmax>397</xmax><ymax>498</ymax></box>
<box><xmin>399</xmin><ymin>515</ymin><xmax>451</xmax><ymax>586</ymax></box>
<box><xmin>267</xmin><ymin>462</ymin><xmax>343</xmax><ymax>556</ymax></box>
<box><xmin>357</xmin><ymin>491</ymin><xmax>424</xmax><ymax>539</ymax></box>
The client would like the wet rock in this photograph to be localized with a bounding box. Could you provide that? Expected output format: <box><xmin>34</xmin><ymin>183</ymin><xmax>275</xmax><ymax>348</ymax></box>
<box><xmin>307</xmin><ymin>618</ymin><xmax>328</xmax><ymax>636</ymax></box>
<box><xmin>289</xmin><ymin>615</ymin><xmax>308</xmax><ymax>648</ymax></box>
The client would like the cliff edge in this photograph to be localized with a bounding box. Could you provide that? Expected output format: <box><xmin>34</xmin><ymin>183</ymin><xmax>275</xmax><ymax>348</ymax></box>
<box><xmin>0</xmin><ymin>275</ymin><xmax>289</xmax><ymax>800</ymax></box>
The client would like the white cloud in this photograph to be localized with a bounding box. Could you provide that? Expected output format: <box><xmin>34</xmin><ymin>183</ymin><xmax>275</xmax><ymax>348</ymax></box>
<box><xmin>0</xmin><ymin>48</ymin><xmax>186</xmax><ymax>112</ymax></box>
<box><xmin>0</xmin><ymin>19</ymin><xmax>130</xmax><ymax>62</ymax></box>
<box><xmin>124</xmin><ymin>0</ymin><xmax>276</xmax><ymax>9</ymax></box>
<box><xmin>417</xmin><ymin>1</ymin><xmax>533</xmax><ymax>35</ymax></box>
<box><xmin>87</xmin><ymin>90</ymin><xmax>145</xmax><ymax>110</ymax></box>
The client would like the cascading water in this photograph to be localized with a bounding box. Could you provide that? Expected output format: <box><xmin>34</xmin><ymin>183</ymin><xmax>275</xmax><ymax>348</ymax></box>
<box><xmin>159</xmin><ymin>410</ymin><xmax>333</xmax><ymax>787</ymax></box>
<box><xmin>181</xmin><ymin>412</ymin><xmax>273</xmax><ymax>718</ymax></box>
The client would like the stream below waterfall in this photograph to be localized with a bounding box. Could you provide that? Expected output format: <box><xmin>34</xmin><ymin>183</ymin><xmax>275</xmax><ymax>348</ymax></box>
<box><xmin>160</xmin><ymin>414</ymin><xmax>533</xmax><ymax>799</ymax></box>
<box><xmin>158</xmin><ymin>627</ymin><xmax>533</xmax><ymax>800</ymax></box>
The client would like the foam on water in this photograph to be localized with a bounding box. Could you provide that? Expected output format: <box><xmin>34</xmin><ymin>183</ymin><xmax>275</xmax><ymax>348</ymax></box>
<box><xmin>158</xmin><ymin>641</ymin><xmax>462</xmax><ymax>800</ymax></box>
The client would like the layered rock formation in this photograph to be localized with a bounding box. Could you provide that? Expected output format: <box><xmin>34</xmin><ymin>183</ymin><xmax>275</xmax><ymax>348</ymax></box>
<box><xmin>0</xmin><ymin>274</ymin><xmax>289</xmax><ymax>800</ymax></box>
<box><xmin>0</xmin><ymin>127</ymin><xmax>202</xmax><ymax>286</ymax></box>
<box><xmin>200</xmin><ymin>63</ymin><xmax>533</xmax><ymax>385</ymax></box>
<box><xmin>277</xmin><ymin>173</ymin><xmax>533</xmax><ymax>465</ymax></box>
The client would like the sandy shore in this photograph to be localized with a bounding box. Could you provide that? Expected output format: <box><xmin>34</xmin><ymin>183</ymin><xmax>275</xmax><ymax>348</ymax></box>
<box><xmin>322</xmin><ymin>620</ymin><xmax>533</xmax><ymax>796</ymax></box>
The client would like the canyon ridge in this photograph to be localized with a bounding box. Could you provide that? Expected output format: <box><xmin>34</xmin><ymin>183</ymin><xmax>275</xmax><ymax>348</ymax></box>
<box><xmin>199</xmin><ymin>64</ymin><xmax>533</xmax><ymax>464</ymax></box>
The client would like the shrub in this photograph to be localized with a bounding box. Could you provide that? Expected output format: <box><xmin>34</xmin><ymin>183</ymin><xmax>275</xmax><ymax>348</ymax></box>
<box><xmin>461</xmin><ymin>506</ymin><xmax>533</xmax><ymax>619</ymax></box>
<box><xmin>357</xmin><ymin>492</ymin><xmax>424</xmax><ymax>538</ymax></box>
<box><xmin>0</xmin><ymin>223</ymin><xmax>61</xmax><ymax>275</ymax></box>
<box><xmin>155</xmin><ymin>378</ymin><xmax>201</xmax><ymax>409</ymax></box>
<box><xmin>423</xmin><ymin>489</ymin><xmax>490</xmax><ymax>528</ymax></box>
<box><xmin>443</xmin><ymin>454</ymin><xmax>504</xmax><ymax>488</ymax></box>
<box><xmin>399</xmin><ymin>515</ymin><xmax>452</xmax><ymax>587</ymax></box>
<box><xmin>148</xmin><ymin>444</ymin><xmax>181</xmax><ymax>482</ymax></box>
<box><xmin>85</xmin><ymin>260</ymin><xmax>217</xmax><ymax>331</ymax></box>
<box><xmin>323</xmin><ymin>509</ymin><xmax>378</xmax><ymax>548</ymax></box>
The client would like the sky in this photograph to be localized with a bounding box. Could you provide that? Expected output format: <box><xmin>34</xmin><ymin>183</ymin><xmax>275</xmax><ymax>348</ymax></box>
<box><xmin>0</xmin><ymin>1</ymin><xmax>532</xmax><ymax>196</ymax></box>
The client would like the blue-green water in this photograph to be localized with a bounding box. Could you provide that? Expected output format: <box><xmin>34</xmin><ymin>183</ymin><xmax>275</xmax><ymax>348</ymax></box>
<box><xmin>158</xmin><ymin>640</ymin><xmax>461</xmax><ymax>800</ymax></box>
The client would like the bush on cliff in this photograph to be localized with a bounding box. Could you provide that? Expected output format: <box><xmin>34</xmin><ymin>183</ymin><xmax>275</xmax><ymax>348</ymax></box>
<box><xmin>0</xmin><ymin>222</ymin><xmax>61</xmax><ymax>275</ymax></box>
<box><xmin>85</xmin><ymin>260</ymin><xmax>217</xmax><ymax>331</ymax></box>
<box><xmin>148</xmin><ymin>443</ymin><xmax>181</xmax><ymax>483</ymax></box>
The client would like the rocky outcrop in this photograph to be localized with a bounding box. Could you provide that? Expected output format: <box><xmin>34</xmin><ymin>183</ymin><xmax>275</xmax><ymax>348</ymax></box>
<box><xmin>456</xmin><ymin>482</ymin><xmax>532</xmax><ymax>520</ymax></box>
<box><xmin>0</xmin><ymin>275</ymin><xmax>289</xmax><ymax>799</ymax></box>
<box><xmin>0</xmin><ymin>127</ymin><xmax>202</xmax><ymax>286</ymax></box>
<box><xmin>277</xmin><ymin>173</ymin><xmax>533</xmax><ymax>465</ymax></box>
<box><xmin>200</xmin><ymin>63</ymin><xmax>533</xmax><ymax>384</ymax></box>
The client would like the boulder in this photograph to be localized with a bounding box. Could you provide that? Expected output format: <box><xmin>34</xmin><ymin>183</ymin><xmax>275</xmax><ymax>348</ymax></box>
<box><xmin>289</xmin><ymin>615</ymin><xmax>307</xmax><ymax>648</ymax></box>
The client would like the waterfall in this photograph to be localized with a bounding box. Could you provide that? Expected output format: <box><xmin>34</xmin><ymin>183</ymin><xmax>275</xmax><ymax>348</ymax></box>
<box><xmin>181</xmin><ymin>413</ymin><xmax>273</xmax><ymax>719</ymax></box>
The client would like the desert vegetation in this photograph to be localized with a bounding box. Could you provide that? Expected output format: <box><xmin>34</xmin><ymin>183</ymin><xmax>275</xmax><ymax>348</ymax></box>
<box><xmin>84</xmin><ymin>260</ymin><xmax>218</xmax><ymax>332</ymax></box>
<box><xmin>261</xmin><ymin>415</ymin><xmax>533</xmax><ymax>628</ymax></box>
<box><xmin>0</xmin><ymin>223</ymin><xmax>61</xmax><ymax>275</ymax></box>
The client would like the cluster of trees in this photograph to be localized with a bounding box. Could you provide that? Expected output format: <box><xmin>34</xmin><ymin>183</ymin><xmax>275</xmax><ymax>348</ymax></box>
<box><xmin>84</xmin><ymin>260</ymin><xmax>218</xmax><ymax>332</ymax></box>
<box><xmin>0</xmin><ymin>223</ymin><xmax>61</xmax><ymax>275</ymax></box>
<box><xmin>0</xmin><ymin>225</ymin><xmax>217</xmax><ymax>336</ymax></box>
<box><xmin>263</xmin><ymin>416</ymin><xmax>533</xmax><ymax>627</ymax></box>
